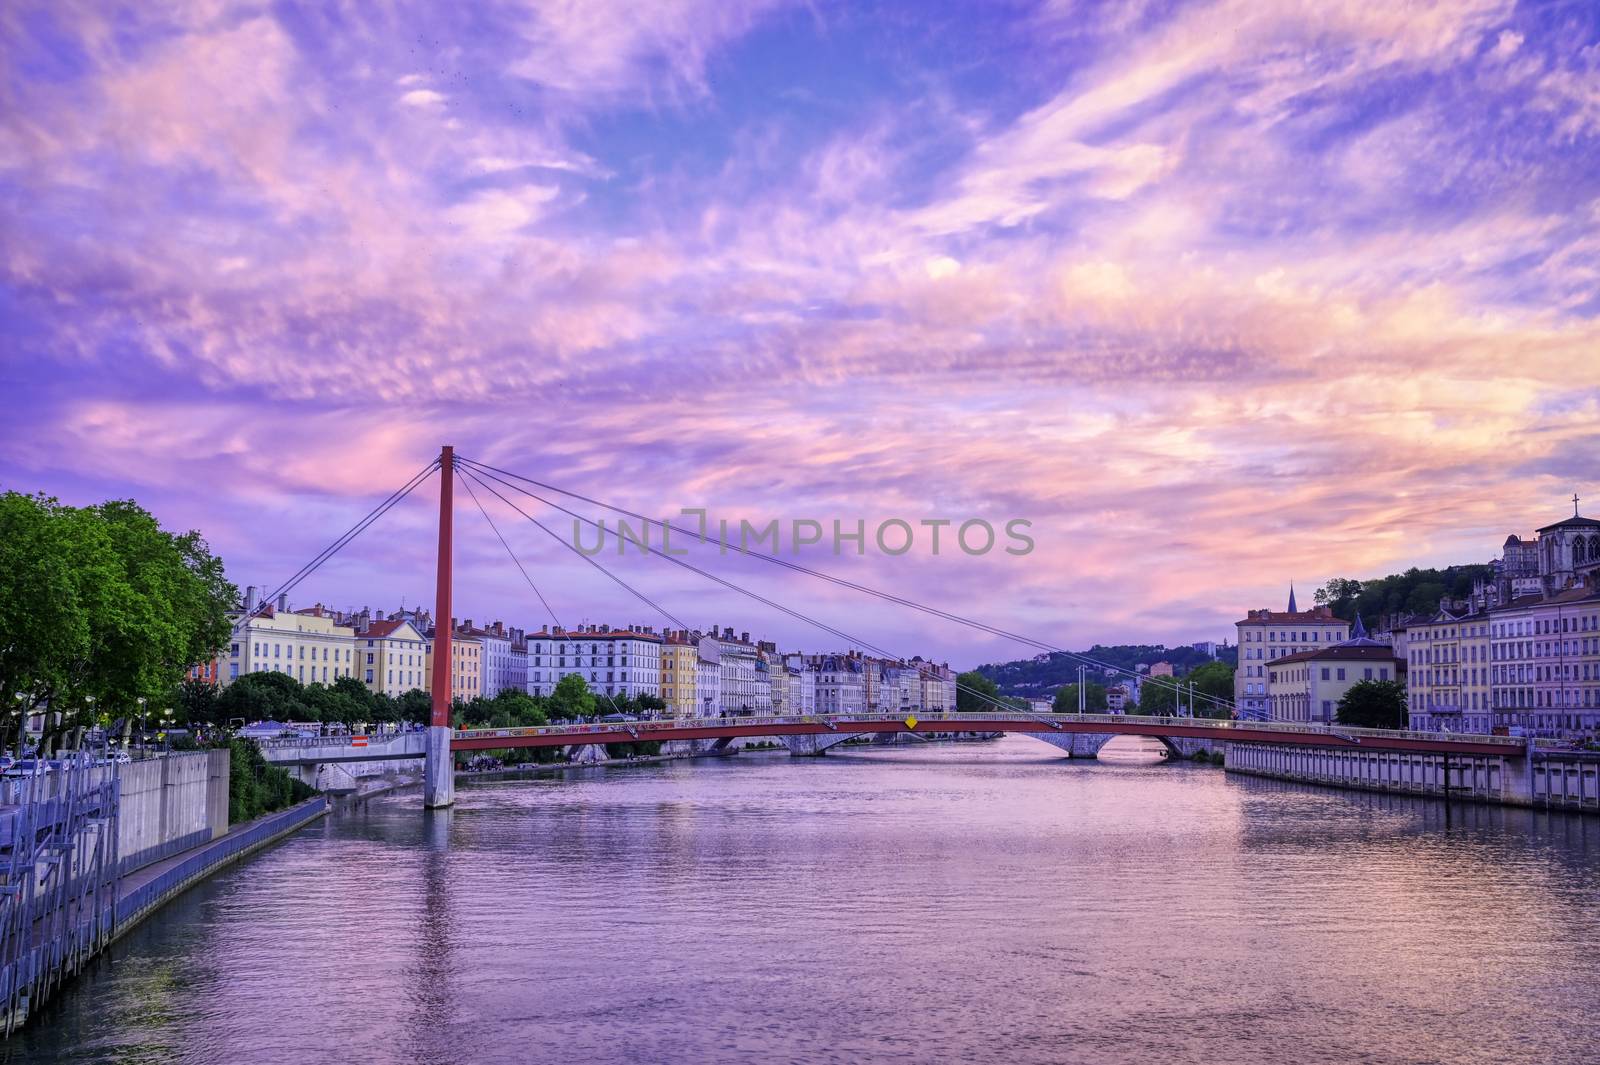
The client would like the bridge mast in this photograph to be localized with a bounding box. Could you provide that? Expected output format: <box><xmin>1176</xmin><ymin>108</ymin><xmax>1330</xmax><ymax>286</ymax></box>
<box><xmin>424</xmin><ymin>445</ymin><xmax>456</xmax><ymax>808</ymax></box>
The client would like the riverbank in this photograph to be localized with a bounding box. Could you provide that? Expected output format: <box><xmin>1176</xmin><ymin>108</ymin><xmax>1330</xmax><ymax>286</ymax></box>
<box><xmin>4</xmin><ymin>795</ymin><xmax>327</xmax><ymax>1034</ymax></box>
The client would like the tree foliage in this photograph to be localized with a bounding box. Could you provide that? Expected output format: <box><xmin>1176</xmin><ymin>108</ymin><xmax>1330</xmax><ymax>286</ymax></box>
<box><xmin>1053</xmin><ymin>681</ymin><xmax>1106</xmax><ymax>713</ymax></box>
<box><xmin>206</xmin><ymin>670</ymin><xmax>429</xmax><ymax>728</ymax></box>
<box><xmin>1313</xmin><ymin>565</ymin><xmax>1493</xmax><ymax>629</ymax></box>
<box><xmin>1133</xmin><ymin>662</ymin><xmax>1236</xmax><ymax>717</ymax></box>
<box><xmin>977</xmin><ymin>644</ymin><xmax>1235</xmax><ymax>698</ymax></box>
<box><xmin>0</xmin><ymin>491</ymin><xmax>235</xmax><ymax>746</ymax></box>
<box><xmin>1335</xmin><ymin>679</ymin><xmax>1407</xmax><ymax>730</ymax></box>
<box><xmin>955</xmin><ymin>670</ymin><xmax>1000</xmax><ymax>713</ymax></box>
<box><xmin>227</xmin><ymin>737</ymin><xmax>317</xmax><ymax>823</ymax></box>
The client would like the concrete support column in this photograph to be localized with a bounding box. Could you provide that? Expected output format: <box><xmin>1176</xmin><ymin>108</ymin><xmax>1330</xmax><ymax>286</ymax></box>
<box><xmin>424</xmin><ymin>725</ymin><xmax>454</xmax><ymax>808</ymax></box>
<box><xmin>1500</xmin><ymin>750</ymin><xmax>1533</xmax><ymax>807</ymax></box>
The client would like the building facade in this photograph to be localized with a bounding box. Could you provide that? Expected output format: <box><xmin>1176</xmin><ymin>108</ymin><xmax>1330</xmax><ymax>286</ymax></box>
<box><xmin>225</xmin><ymin>604</ymin><xmax>356</xmax><ymax>687</ymax></box>
<box><xmin>811</xmin><ymin>654</ymin><xmax>865</xmax><ymax>714</ymax></box>
<box><xmin>1401</xmin><ymin>610</ymin><xmax>1492</xmax><ymax>733</ymax></box>
<box><xmin>1265</xmin><ymin>643</ymin><xmax>1401</xmax><ymax>725</ymax></box>
<box><xmin>355</xmin><ymin>618</ymin><xmax>429</xmax><ymax>697</ymax></box>
<box><xmin>425</xmin><ymin>626</ymin><xmax>482</xmax><ymax>703</ymax></box>
<box><xmin>696</xmin><ymin>637</ymin><xmax>723</xmax><ymax>716</ymax></box>
<box><xmin>711</xmin><ymin>629</ymin><xmax>762</xmax><ymax>715</ymax></box>
<box><xmin>1490</xmin><ymin>586</ymin><xmax>1600</xmax><ymax>736</ymax></box>
<box><xmin>661</xmin><ymin>632</ymin><xmax>700</xmax><ymax>717</ymax></box>
<box><xmin>1235</xmin><ymin>592</ymin><xmax>1352</xmax><ymax>719</ymax></box>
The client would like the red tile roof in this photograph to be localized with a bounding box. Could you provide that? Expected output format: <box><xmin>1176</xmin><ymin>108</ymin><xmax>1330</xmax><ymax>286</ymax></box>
<box><xmin>1236</xmin><ymin>611</ymin><xmax>1347</xmax><ymax>625</ymax></box>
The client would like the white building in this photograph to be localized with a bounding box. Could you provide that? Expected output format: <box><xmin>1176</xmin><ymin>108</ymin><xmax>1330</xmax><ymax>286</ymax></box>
<box><xmin>709</xmin><ymin>627</ymin><xmax>762</xmax><ymax>715</ymax></box>
<box><xmin>523</xmin><ymin>625</ymin><xmax>663</xmax><ymax>701</ymax></box>
<box><xmin>459</xmin><ymin>620</ymin><xmax>521</xmax><ymax>698</ymax></box>
<box><xmin>784</xmin><ymin>654</ymin><xmax>815</xmax><ymax>715</ymax></box>
<box><xmin>696</xmin><ymin>636</ymin><xmax>723</xmax><ymax>717</ymax></box>
<box><xmin>811</xmin><ymin>654</ymin><xmax>865</xmax><ymax>714</ymax></box>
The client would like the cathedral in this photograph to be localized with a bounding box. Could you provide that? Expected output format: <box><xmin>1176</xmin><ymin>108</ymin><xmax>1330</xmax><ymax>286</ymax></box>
<box><xmin>1495</xmin><ymin>494</ymin><xmax>1600</xmax><ymax>601</ymax></box>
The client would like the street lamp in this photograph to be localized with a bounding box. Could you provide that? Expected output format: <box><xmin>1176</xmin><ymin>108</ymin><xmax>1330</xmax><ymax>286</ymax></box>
<box><xmin>136</xmin><ymin>696</ymin><xmax>147</xmax><ymax>755</ymax></box>
<box><xmin>10</xmin><ymin>692</ymin><xmax>25</xmax><ymax>757</ymax></box>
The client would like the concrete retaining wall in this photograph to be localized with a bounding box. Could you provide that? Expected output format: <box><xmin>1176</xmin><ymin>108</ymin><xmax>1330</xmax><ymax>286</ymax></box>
<box><xmin>1226</xmin><ymin>742</ymin><xmax>1527</xmax><ymax>806</ymax></box>
<box><xmin>116</xmin><ymin>751</ymin><xmax>230</xmax><ymax>875</ymax></box>
<box><xmin>1532</xmin><ymin>755</ymin><xmax>1600</xmax><ymax>811</ymax></box>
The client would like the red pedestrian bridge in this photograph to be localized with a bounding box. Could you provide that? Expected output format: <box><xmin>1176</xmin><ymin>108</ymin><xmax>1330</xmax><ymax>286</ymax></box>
<box><xmin>452</xmin><ymin>711</ymin><xmax>1522</xmax><ymax>758</ymax></box>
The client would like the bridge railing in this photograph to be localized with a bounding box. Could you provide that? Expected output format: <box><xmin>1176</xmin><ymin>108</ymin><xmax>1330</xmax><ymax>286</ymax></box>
<box><xmin>448</xmin><ymin>711</ymin><xmax>1526</xmax><ymax>748</ymax></box>
<box><xmin>255</xmin><ymin>731</ymin><xmax>419</xmax><ymax>750</ymax></box>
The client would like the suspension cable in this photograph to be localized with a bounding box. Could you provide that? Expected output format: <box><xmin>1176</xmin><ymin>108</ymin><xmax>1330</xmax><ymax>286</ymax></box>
<box><xmin>233</xmin><ymin>459</ymin><xmax>440</xmax><ymax>634</ymax></box>
<box><xmin>458</xmin><ymin>471</ymin><xmax>630</xmax><ymax>718</ymax></box>
<box><xmin>457</xmin><ymin>463</ymin><xmax>1049</xmax><ymax>724</ymax></box>
<box><xmin>456</xmin><ymin>454</ymin><xmax>1234</xmax><ymax>714</ymax></box>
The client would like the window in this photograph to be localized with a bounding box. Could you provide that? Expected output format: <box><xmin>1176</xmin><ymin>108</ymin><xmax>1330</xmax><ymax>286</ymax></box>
<box><xmin>1320</xmin><ymin>668</ymin><xmax>1330</xmax><ymax>681</ymax></box>
<box><xmin>366</xmin><ymin>669</ymin><xmax>375</xmax><ymax>683</ymax></box>
<box><xmin>1337</xmin><ymin>668</ymin><xmax>1346</xmax><ymax>681</ymax></box>
<box><xmin>231</xmin><ymin>642</ymin><xmax>240</xmax><ymax>657</ymax></box>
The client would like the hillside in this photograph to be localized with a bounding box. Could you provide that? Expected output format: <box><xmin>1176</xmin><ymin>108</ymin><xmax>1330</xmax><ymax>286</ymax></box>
<box><xmin>976</xmin><ymin>644</ymin><xmax>1233</xmax><ymax>698</ymax></box>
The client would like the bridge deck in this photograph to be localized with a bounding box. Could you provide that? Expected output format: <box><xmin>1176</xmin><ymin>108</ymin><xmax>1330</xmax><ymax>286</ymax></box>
<box><xmin>448</xmin><ymin>712</ymin><xmax>1523</xmax><ymax>758</ymax></box>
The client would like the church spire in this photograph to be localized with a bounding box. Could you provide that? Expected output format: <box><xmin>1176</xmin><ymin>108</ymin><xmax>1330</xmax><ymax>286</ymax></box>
<box><xmin>1352</xmin><ymin>611</ymin><xmax>1367</xmax><ymax>639</ymax></box>
<box><xmin>1287</xmin><ymin>583</ymin><xmax>1298</xmax><ymax>613</ymax></box>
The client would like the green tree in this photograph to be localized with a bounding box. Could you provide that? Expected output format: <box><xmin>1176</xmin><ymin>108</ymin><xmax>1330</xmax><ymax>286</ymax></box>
<box><xmin>1313</xmin><ymin>578</ymin><xmax>1363</xmax><ymax>614</ymax></box>
<box><xmin>1185</xmin><ymin>661</ymin><xmax>1236</xmax><ymax>718</ymax></box>
<box><xmin>1053</xmin><ymin>681</ymin><xmax>1106</xmax><ymax>712</ymax></box>
<box><xmin>172</xmin><ymin>676</ymin><xmax>221</xmax><ymax>726</ymax></box>
<box><xmin>1335</xmin><ymin>679</ymin><xmax>1407</xmax><ymax>729</ymax></box>
<box><xmin>227</xmin><ymin>737</ymin><xmax>317</xmax><ymax>823</ymax></box>
<box><xmin>549</xmin><ymin>673</ymin><xmax>597</xmax><ymax>721</ymax></box>
<box><xmin>0</xmin><ymin>491</ymin><xmax>235</xmax><ymax>745</ymax></box>
<box><xmin>955</xmin><ymin>670</ymin><xmax>1000</xmax><ymax>713</ymax></box>
<box><xmin>216</xmin><ymin>670</ymin><xmax>312</xmax><ymax>723</ymax></box>
<box><xmin>394</xmin><ymin>688</ymin><xmax>432</xmax><ymax>725</ymax></box>
<box><xmin>1137</xmin><ymin>676</ymin><xmax>1188</xmax><ymax>715</ymax></box>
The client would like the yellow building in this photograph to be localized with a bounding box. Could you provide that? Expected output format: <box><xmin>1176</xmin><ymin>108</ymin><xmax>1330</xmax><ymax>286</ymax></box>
<box><xmin>661</xmin><ymin>632</ymin><xmax>699</xmax><ymax>717</ymax></box>
<box><xmin>424</xmin><ymin>629</ymin><xmax>483</xmax><ymax>703</ymax></box>
<box><xmin>1235</xmin><ymin>591</ymin><xmax>1352</xmax><ymax>718</ymax></box>
<box><xmin>1266</xmin><ymin>643</ymin><xmax>1402</xmax><ymax>724</ymax></box>
<box><xmin>356</xmin><ymin>618</ymin><xmax>430</xmax><ymax>697</ymax></box>
<box><xmin>1401</xmin><ymin>609</ymin><xmax>1492</xmax><ymax>733</ymax></box>
<box><xmin>225</xmin><ymin>605</ymin><xmax>355</xmax><ymax>686</ymax></box>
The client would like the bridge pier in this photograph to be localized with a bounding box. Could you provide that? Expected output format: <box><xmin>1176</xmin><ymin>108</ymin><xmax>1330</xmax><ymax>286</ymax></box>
<box><xmin>785</xmin><ymin>732</ymin><xmax>865</xmax><ymax>757</ymax></box>
<box><xmin>1031</xmin><ymin>731</ymin><xmax>1118</xmax><ymax>758</ymax></box>
<box><xmin>423</xmin><ymin>725</ymin><xmax>454</xmax><ymax>808</ymax></box>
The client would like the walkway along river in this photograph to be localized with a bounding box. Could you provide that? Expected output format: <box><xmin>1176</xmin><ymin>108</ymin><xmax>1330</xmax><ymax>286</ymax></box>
<box><xmin>10</xmin><ymin>735</ymin><xmax>1600</xmax><ymax>1065</ymax></box>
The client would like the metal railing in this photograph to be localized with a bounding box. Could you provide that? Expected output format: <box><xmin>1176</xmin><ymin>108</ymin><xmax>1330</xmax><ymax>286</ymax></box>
<box><xmin>448</xmin><ymin>711</ymin><xmax>1528</xmax><ymax>747</ymax></box>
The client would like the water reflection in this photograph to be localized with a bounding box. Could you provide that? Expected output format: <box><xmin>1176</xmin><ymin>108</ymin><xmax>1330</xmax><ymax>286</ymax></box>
<box><xmin>11</xmin><ymin>736</ymin><xmax>1600</xmax><ymax>1065</ymax></box>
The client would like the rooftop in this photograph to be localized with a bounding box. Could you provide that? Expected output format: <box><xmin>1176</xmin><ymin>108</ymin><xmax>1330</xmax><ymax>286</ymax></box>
<box><xmin>1267</xmin><ymin>644</ymin><xmax>1401</xmax><ymax>667</ymax></box>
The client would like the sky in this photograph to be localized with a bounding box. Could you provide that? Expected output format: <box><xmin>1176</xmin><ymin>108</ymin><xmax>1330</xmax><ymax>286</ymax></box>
<box><xmin>2</xmin><ymin>0</ymin><xmax>1599</xmax><ymax>669</ymax></box>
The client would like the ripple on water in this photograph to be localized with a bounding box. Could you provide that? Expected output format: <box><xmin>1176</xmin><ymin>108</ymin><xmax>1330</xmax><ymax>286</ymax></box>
<box><xmin>10</xmin><ymin>735</ymin><xmax>1600</xmax><ymax>1065</ymax></box>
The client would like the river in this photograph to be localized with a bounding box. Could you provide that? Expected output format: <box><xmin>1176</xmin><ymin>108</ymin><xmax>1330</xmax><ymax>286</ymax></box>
<box><xmin>10</xmin><ymin>735</ymin><xmax>1600</xmax><ymax>1065</ymax></box>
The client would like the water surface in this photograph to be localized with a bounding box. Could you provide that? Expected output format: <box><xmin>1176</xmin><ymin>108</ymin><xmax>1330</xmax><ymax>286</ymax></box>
<box><xmin>12</xmin><ymin>735</ymin><xmax>1600</xmax><ymax>1065</ymax></box>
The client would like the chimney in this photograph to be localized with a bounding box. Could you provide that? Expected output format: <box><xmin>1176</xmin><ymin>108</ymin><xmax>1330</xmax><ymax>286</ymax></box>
<box><xmin>276</xmin><ymin>592</ymin><xmax>288</xmax><ymax>611</ymax></box>
<box><xmin>741</xmin><ymin>632</ymin><xmax>749</xmax><ymax>644</ymax></box>
<box><xmin>244</xmin><ymin>585</ymin><xmax>257</xmax><ymax>611</ymax></box>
